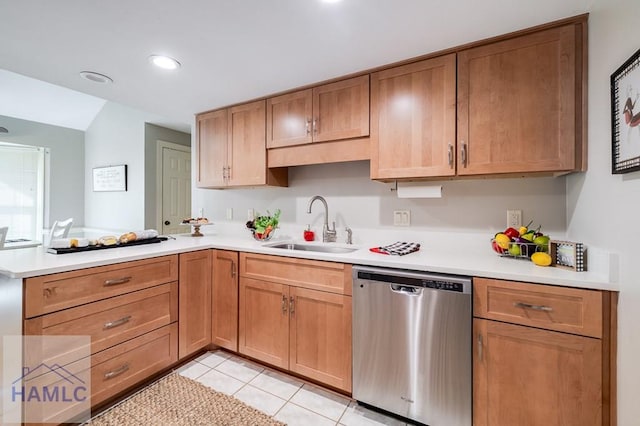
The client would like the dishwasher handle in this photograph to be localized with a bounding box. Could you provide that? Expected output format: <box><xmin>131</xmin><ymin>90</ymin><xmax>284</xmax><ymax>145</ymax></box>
<box><xmin>390</xmin><ymin>284</ymin><xmax>423</xmax><ymax>295</ymax></box>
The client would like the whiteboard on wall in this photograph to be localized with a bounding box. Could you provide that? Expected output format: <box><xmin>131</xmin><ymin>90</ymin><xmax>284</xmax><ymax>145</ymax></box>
<box><xmin>92</xmin><ymin>165</ymin><xmax>127</xmax><ymax>192</ymax></box>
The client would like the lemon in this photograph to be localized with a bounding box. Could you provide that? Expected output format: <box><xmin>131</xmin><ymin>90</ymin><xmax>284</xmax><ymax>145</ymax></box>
<box><xmin>531</xmin><ymin>252</ymin><xmax>552</xmax><ymax>266</ymax></box>
<box><xmin>495</xmin><ymin>233</ymin><xmax>511</xmax><ymax>249</ymax></box>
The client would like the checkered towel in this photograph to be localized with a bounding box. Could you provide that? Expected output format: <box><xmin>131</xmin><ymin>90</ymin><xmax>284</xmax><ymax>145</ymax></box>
<box><xmin>370</xmin><ymin>241</ymin><xmax>421</xmax><ymax>256</ymax></box>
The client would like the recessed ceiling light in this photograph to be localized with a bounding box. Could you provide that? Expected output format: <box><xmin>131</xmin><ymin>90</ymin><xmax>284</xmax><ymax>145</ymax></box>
<box><xmin>149</xmin><ymin>55</ymin><xmax>181</xmax><ymax>70</ymax></box>
<box><xmin>79</xmin><ymin>71</ymin><xmax>113</xmax><ymax>84</ymax></box>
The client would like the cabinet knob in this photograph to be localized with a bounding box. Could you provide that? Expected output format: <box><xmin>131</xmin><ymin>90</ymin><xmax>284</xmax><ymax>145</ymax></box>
<box><xmin>164</xmin><ymin>220</ymin><xmax>171</xmax><ymax>226</ymax></box>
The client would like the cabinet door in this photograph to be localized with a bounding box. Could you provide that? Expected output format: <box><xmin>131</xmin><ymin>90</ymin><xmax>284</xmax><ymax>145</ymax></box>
<box><xmin>474</xmin><ymin>318</ymin><xmax>602</xmax><ymax>426</ymax></box>
<box><xmin>458</xmin><ymin>25</ymin><xmax>578</xmax><ymax>175</ymax></box>
<box><xmin>196</xmin><ymin>109</ymin><xmax>227</xmax><ymax>187</ymax></box>
<box><xmin>178</xmin><ymin>250</ymin><xmax>212</xmax><ymax>358</ymax></box>
<box><xmin>238</xmin><ymin>278</ymin><xmax>289</xmax><ymax>369</ymax></box>
<box><xmin>313</xmin><ymin>75</ymin><xmax>369</xmax><ymax>143</ymax></box>
<box><xmin>212</xmin><ymin>250</ymin><xmax>239</xmax><ymax>351</ymax></box>
<box><xmin>289</xmin><ymin>287</ymin><xmax>352</xmax><ymax>392</ymax></box>
<box><xmin>370</xmin><ymin>54</ymin><xmax>457</xmax><ymax>180</ymax></box>
<box><xmin>266</xmin><ymin>89</ymin><xmax>313</xmax><ymax>148</ymax></box>
<box><xmin>228</xmin><ymin>100</ymin><xmax>268</xmax><ymax>186</ymax></box>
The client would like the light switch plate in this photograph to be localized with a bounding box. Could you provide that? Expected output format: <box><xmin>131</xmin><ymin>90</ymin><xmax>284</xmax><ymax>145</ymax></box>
<box><xmin>393</xmin><ymin>210</ymin><xmax>411</xmax><ymax>226</ymax></box>
<box><xmin>226</xmin><ymin>208</ymin><xmax>233</xmax><ymax>220</ymax></box>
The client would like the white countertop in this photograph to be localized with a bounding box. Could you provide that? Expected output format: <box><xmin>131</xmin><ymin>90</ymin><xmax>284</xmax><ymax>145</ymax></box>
<box><xmin>0</xmin><ymin>230</ymin><xmax>619</xmax><ymax>291</ymax></box>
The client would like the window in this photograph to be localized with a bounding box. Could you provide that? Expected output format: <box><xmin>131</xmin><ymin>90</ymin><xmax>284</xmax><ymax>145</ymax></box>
<box><xmin>0</xmin><ymin>142</ymin><xmax>46</xmax><ymax>241</ymax></box>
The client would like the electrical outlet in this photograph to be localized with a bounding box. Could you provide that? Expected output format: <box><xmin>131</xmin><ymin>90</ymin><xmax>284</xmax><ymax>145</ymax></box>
<box><xmin>226</xmin><ymin>208</ymin><xmax>233</xmax><ymax>220</ymax></box>
<box><xmin>247</xmin><ymin>208</ymin><xmax>255</xmax><ymax>221</ymax></box>
<box><xmin>506</xmin><ymin>209</ymin><xmax>522</xmax><ymax>228</ymax></box>
<box><xmin>393</xmin><ymin>210</ymin><xmax>411</xmax><ymax>226</ymax></box>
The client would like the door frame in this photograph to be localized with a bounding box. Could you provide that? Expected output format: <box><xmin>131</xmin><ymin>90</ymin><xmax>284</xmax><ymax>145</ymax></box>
<box><xmin>155</xmin><ymin>140</ymin><xmax>192</xmax><ymax>232</ymax></box>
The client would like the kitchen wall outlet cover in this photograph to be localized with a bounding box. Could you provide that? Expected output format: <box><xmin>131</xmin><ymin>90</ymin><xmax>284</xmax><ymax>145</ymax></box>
<box><xmin>247</xmin><ymin>209</ymin><xmax>254</xmax><ymax>221</ymax></box>
<box><xmin>226</xmin><ymin>208</ymin><xmax>233</xmax><ymax>220</ymax></box>
<box><xmin>507</xmin><ymin>209</ymin><xmax>522</xmax><ymax>228</ymax></box>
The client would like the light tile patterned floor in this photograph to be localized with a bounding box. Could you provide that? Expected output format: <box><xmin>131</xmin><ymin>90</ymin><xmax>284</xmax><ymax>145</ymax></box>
<box><xmin>174</xmin><ymin>350</ymin><xmax>410</xmax><ymax>426</ymax></box>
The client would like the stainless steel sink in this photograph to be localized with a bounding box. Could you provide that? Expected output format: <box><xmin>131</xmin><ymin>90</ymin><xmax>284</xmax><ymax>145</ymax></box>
<box><xmin>265</xmin><ymin>242</ymin><xmax>358</xmax><ymax>254</ymax></box>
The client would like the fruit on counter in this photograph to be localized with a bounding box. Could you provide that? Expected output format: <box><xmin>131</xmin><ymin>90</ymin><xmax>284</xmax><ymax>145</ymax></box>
<box><xmin>504</xmin><ymin>227</ymin><xmax>520</xmax><ymax>239</ymax></box>
<box><xmin>521</xmin><ymin>230</ymin><xmax>535</xmax><ymax>242</ymax></box>
<box><xmin>491</xmin><ymin>221</ymin><xmax>551</xmax><ymax>259</ymax></box>
<box><xmin>491</xmin><ymin>239</ymin><xmax>505</xmax><ymax>254</ymax></box>
<box><xmin>494</xmin><ymin>233</ymin><xmax>511</xmax><ymax>249</ymax></box>
<box><xmin>533</xmin><ymin>235</ymin><xmax>550</xmax><ymax>252</ymax></box>
<box><xmin>508</xmin><ymin>244</ymin><xmax>521</xmax><ymax>257</ymax></box>
<box><xmin>531</xmin><ymin>252</ymin><xmax>552</xmax><ymax>266</ymax></box>
<box><xmin>518</xmin><ymin>220</ymin><xmax>533</xmax><ymax>237</ymax></box>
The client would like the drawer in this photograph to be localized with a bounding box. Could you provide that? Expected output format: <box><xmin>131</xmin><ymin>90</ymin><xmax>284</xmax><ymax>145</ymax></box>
<box><xmin>240</xmin><ymin>252</ymin><xmax>351</xmax><ymax>295</ymax></box>
<box><xmin>473</xmin><ymin>278</ymin><xmax>602</xmax><ymax>338</ymax></box>
<box><xmin>24</xmin><ymin>255</ymin><xmax>179</xmax><ymax>318</ymax></box>
<box><xmin>91</xmin><ymin>323</ymin><xmax>178</xmax><ymax>406</ymax></box>
<box><xmin>24</xmin><ymin>282</ymin><xmax>178</xmax><ymax>355</ymax></box>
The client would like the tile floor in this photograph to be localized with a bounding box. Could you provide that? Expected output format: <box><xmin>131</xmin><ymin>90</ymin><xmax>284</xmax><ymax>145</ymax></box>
<box><xmin>174</xmin><ymin>350</ymin><xmax>411</xmax><ymax>426</ymax></box>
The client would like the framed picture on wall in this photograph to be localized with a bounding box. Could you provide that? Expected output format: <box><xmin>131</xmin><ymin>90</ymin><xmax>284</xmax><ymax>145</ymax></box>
<box><xmin>92</xmin><ymin>165</ymin><xmax>127</xmax><ymax>191</ymax></box>
<box><xmin>611</xmin><ymin>48</ymin><xmax>640</xmax><ymax>174</ymax></box>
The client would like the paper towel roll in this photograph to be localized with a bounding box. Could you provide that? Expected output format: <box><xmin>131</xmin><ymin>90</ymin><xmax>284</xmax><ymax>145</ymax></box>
<box><xmin>396</xmin><ymin>183</ymin><xmax>443</xmax><ymax>198</ymax></box>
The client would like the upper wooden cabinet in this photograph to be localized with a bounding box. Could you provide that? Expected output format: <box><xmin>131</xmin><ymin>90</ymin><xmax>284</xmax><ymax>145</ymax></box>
<box><xmin>457</xmin><ymin>23</ymin><xmax>584</xmax><ymax>176</ymax></box>
<box><xmin>266</xmin><ymin>75</ymin><xmax>370</xmax><ymax>148</ymax></box>
<box><xmin>196</xmin><ymin>109</ymin><xmax>227</xmax><ymax>187</ymax></box>
<box><xmin>370</xmin><ymin>54</ymin><xmax>457</xmax><ymax>180</ymax></box>
<box><xmin>196</xmin><ymin>100</ymin><xmax>288</xmax><ymax>188</ymax></box>
<box><xmin>371</xmin><ymin>19</ymin><xmax>586</xmax><ymax>180</ymax></box>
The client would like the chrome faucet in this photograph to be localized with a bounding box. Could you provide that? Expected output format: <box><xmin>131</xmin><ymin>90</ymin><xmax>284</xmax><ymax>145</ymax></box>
<box><xmin>307</xmin><ymin>195</ymin><xmax>336</xmax><ymax>242</ymax></box>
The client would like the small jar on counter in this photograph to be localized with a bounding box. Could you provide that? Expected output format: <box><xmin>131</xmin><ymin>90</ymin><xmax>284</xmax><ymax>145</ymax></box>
<box><xmin>303</xmin><ymin>225</ymin><xmax>315</xmax><ymax>241</ymax></box>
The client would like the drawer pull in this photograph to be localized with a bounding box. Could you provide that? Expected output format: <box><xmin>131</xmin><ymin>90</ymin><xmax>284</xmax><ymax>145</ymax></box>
<box><xmin>103</xmin><ymin>315</ymin><xmax>132</xmax><ymax>330</ymax></box>
<box><xmin>289</xmin><ymin>296</ymin><xmax>295</xmax><ymax>314</ymax></box>
<box><xmin>104</xmin><ymin>276</ymin><xmax>132</xmax><ymax>286</ymax></box>
<box><xmin>514</xmin><ymin>302</ymin><xmax>553</xmax><ymax>312</ymax></box>
<box><xmin>477</xmin><ymin>333</ymin><xmax>483</xmax><ymax>361</ymax></box>
<box><xmin>282</xmin><ymin>294</ymin><xmax>287</xmax><ymax>314</ymax></box>
<box><xmin>104</xmin><ymin>363</ymin><xmax>130</xmax><ymax>379</ymax></box>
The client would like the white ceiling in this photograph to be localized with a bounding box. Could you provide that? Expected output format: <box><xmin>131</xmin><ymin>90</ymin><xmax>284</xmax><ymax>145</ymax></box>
<box><xmin>0</xmin><ymin>0</ymin><xmax>591</xmax><ymax>134</ymax></box>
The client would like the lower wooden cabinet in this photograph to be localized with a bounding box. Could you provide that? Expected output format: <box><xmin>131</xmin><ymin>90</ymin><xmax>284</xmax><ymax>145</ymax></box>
<box><xmin>238</xmin><ymin>253</ymin><xmax>352</xmax><ymax>392</ymax></box>
<box><xmin>239</xmin><ymin>278</ymin><xmax>289</xmax><ymax>368</ymax></box>
<box><xmin>289</xmin><ymin>286</ymin><xmax>352</xmax><ymax>391</ymax></box>
<box><xmin>178</xmin><ymin>250</ymin><xmax>212</xmax><ymax>359</ymax></box>
<box><xmin>473</xmin><ymin>319</ymin><xmax>602</xmax><ymax>426</ymax></box>
<box><xmin>91</xmin><ymin>323</ymin><xmax>178</xmax><ymax>406</ymax></box>
<box><xmin>212</xmin><ymin>250</ymin><xmax>239</xmax><ymax>351</ymax></box>
<box><xmin>473</xmin><ymin>278</ymin><xmax>616</xmax><ymax>426</ymax></box>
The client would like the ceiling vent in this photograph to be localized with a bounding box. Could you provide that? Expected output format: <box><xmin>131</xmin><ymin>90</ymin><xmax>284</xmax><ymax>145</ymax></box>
<box><xmin>79</xmin><ymin>71</ymin><xmax>113</xmax><ymax>84</ymax></box>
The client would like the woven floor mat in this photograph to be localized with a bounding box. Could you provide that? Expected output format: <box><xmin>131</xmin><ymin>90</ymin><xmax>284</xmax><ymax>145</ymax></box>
<box><xmin>85</xmin><ymin>373</ymin><xmax>286</xmax><ymax>426</ymax></box>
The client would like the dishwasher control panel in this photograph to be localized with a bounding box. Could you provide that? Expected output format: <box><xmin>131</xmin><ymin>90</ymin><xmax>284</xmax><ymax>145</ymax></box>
<box><xmin>356</xmin><ymin>270</ymin><xmax>468</xmax><ymax>293</ymax></box>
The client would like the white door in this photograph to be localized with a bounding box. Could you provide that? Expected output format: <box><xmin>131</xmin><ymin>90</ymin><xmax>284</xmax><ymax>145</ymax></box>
<box><xmin>161</xmin><ymin>145</ymin><xmax>191</xmax><ymax>235</ymax></box>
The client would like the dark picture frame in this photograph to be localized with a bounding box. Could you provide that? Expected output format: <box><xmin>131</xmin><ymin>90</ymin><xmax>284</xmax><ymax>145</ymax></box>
<box><xmin>611</xmin><ymin>48</ymin><xmax>640</xmax><ymax>174</ymax></box>
<box><xmin>92</xmin><ymin>165</ymin><xmax>128</xmax><ymax>192</ymax></box>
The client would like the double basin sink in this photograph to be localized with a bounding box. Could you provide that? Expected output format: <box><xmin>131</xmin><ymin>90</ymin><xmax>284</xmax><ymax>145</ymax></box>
<box><xmin>264</xmin><ymin>242</ymin><xmax>358</xmax><ymax>254</ymax></box>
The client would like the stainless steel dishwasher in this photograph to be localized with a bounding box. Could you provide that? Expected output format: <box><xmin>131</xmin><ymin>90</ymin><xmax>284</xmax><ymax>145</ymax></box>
<box><xmin>352</xmin><ymin>265</ymin><xmax>472</xmax><ymax>426</ymax></box>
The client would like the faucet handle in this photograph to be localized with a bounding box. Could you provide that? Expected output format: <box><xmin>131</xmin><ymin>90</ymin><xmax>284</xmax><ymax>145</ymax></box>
<box><xmin>345</xmin><ymin>227</ymin><xmax>353</xmax><ymax>245</ymax></box>
<box><xmin>330</xmin><ymin>221</ymin><xmax>336</xmax><ymax>231</ymax></box>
